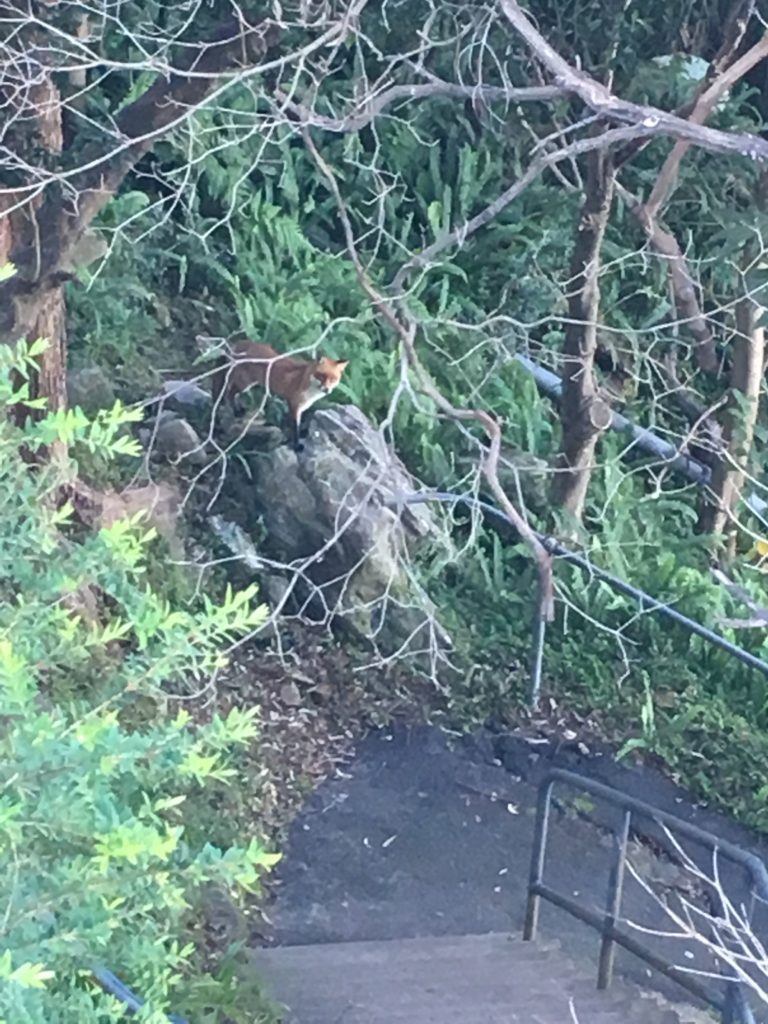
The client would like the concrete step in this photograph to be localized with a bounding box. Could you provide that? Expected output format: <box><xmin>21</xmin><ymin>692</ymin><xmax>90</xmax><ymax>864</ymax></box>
<box><xmin>250</xmin><ymin>931</ymin><xmax>706</xmax><ymax>1024</ymax></box>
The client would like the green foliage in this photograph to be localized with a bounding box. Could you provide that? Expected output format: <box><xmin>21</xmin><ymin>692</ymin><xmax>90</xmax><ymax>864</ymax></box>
<box><xmin>0</xmin><ymin>336</ymin><xmax>278</xmax><ymax>1022</ymax></box>
<box><xmin>192</xmin><ymin>192</ymin><xmax>370</xmax><ymax>360</ymax></box>
<box><xmin>66</xmin><ymin>201</ymin><xmax>180</xmax><ymax>383</ymax></box>
<box><xmin>62</xmin><ymin>1</ymin><xmax>768</xmax><ymax>837</ymax></box>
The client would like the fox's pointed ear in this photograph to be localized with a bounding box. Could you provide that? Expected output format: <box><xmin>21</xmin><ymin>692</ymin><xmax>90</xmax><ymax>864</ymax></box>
<box><xmin>336</xmin><ymin>359</ymin><xmax>349</xmax><ymax>370</ymax></box>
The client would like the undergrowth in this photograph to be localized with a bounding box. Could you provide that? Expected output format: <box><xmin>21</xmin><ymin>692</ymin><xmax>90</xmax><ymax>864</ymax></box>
<box><xmin>62</xmin><ymin>17</ymin><xmax>768</xmax><ymax>842</ymax></box>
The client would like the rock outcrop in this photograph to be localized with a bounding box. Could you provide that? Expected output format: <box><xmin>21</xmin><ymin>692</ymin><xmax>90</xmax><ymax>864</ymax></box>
<box><xmin>213</xmin><ymin>404</ymin><xmax>450</xmax><ymax>658</ymax></box>
<box><xmin>98</xmin><ymin>481</ymin><xmax>183</xmax><ymax>556</ymax></box>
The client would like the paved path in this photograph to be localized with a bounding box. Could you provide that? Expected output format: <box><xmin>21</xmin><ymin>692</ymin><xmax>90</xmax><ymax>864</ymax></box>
<box><xmin>254</xmin><ymin>724</ymin><xmax>768</xmax><ymax>1021</ymax></box>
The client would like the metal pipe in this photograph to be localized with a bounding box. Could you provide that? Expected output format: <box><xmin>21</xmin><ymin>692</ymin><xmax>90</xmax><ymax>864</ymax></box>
<box><xmin>542</xmin><ymin>536</ymin><xmax>768</xmax><ymax>678</ymax></box>
<box><xmin>526</xmin><ymin>770</ymin><xmax>768</xmax><ymax>1020</ymax></box>
<box><xmin>91</xmin><ymin>966</ymin><xmax>188</xmax><ymax>1024</ymax></box>
<box><xmin>528</xmin><ymin>599</ymin><xmax>547</xmax><ymax>707</ymax></box>
<box><xmin>390</xmin><ymin>491</ymin><xmax>768</xmax><ymax>682</ymax></box>
<box><xmin>733</xmin><ymin>984</ymin><xmax>757</xmax><ymax>1024</ymax></box>
<box><xmin>523</xmin><ymin>778</ymin><xmax>554</xmax><ymax>941</ymax></box>
<box><xmin>514</xmin><ymin>354</ymin><xmax>768</xmax><ymax>521</ymax></box>
<box><xmin>597</xmin><ymin>808</ymin><xmax>631</xmax><ymax>990</ymax></box>
<box><xmin>531</xmin><ymin>882</ymin><xmax>725</xmax><ymax>1011</ymax></box>
<box><xmin>543</xmin><ymin>768</ymin><xmax>768</xmax><ymax>901</ymax></box>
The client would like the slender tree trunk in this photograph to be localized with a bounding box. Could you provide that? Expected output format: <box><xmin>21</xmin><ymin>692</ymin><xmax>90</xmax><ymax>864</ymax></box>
<box><xmin>551</xmin><ymin>148</ymin><xmax>616</xmax><ymax>522</ymax></box>
<box><xmin>699</xmin><ymin>170</ymin><xmax>768</xmax><ymax>553</ymax></box>
<box><xmin>699</xmin><ymin>285</ymin><xmax>765</xmax><ymax>552</ymax></box>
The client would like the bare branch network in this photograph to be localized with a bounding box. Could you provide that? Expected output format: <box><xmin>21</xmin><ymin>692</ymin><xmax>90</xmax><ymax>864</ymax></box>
<box><xmin>624</xmin><ymin>827</ymin><xmax>768</xmax><ymax>1016</ymax></box>
<box><xmin>3</xmin><ymin>0</ymin><xmax>768</xmax><ymax>674</ymax></box>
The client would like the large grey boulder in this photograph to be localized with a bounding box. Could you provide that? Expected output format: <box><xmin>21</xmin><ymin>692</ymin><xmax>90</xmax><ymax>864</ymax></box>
<box><xmin>236</xmin><ymin>404</ymin><xmax>449</xmax><ymax>657</ymax></box>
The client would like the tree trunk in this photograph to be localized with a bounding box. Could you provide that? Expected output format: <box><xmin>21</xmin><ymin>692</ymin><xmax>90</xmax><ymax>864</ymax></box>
<box><xmin>699</xmin><ymin>288</ymin><xmax>765</xmax><ymax>553</ymax></box>
<box><xmin>699</xmin><ymin>170</ymin><xmax>768</xmax><ymax>553</ymax></box>
<box><xmin>1</xmin><ymin>74</ymin><xmax>67</xmax><ymax>423</ymax></box>
<box><xmin>551</xmin><ymin>147</ymin><xmax>616</xmax><ymax>522</ymax></box>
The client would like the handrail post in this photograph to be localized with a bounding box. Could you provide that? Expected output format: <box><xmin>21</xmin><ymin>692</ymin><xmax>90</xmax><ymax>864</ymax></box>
<box><xmin>523</xmin><ymin>769</ymin><xmax>768</xmax><ymax>1019</ymax></box>
<box><xmin>712</xmin><ymin>856</ymin><xmax>754</xmax><ymax>1024</ymax></box>
<box><xmin>722</xmin><ymin>979</ymin><xmax>749</xmax><ymax>1024</ymax></box>
<box><xmin>730</xmin><ymin>981</ymin><xmax>756</xmax><ymax>1024</ymax></box>
<box><xmin>523</xmin><ymin>779</ymin><xmax>554</xmax><ymax>941</ymax></box>
<box><xmin>527</xmin><ymin>594</ymin><xmax>547</xmax><ymax>708</ymax></box>
<box><xmin>597</xmin><ymin>808</ymin><xmax>631</xmax><ymax>990</ymax></box>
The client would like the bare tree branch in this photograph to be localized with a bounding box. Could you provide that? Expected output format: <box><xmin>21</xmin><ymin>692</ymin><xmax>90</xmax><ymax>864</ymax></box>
<box><xmin>391</xmin><ymin>125</ymin><xmax>648</xmax><ymax>298</ymax></box>
<box><xmin>299</xmin><ymin>123</ymin><xmax>558</xmax><ymax>621</ymax></box>
<box><xmin>4</xmin><ymin>14</ymin><xmax>282</xmax><ymax>291</ymax></box>
<box><xmin>625</xmin><ymin>828</ymin><xmax>768</xmax><ymax>1014</ymax></box>
<box><xmin>614</xmin><ymin>0</ymin><xmax>757</xmax><ymax>170</ymax></box>
<box><xmin>646</xmin><ymin>31</ymin><xmax>768</xmax><ymax>219</ymax></box>
<box><xmin>616</xmin><ymin>182</ymin><xmax>719</xmax><ymax>374</ymax></box>
<box><xmin>498</xmin><ymin>0</ymin><xmax>768</xmax><ymax>162</ymax></box>
<box><xmin>274</xmin><ymin>80</ymin><xmax>563</xmax><ymax>134</ymax></box>
<box><xmin>614</xmin><ymin>30</ymin><xmax>768</xmax><ymax>375</ymax></box>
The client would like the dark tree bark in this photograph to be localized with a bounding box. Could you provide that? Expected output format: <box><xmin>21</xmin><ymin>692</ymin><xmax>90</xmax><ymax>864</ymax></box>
<box><xmin>0</xmin><ymin>64</ymin><xmax>67</xmax><ymax>427</ymax></box>
<box><xmin>551</xmin><ymin>148</ymin><xmax>616</xmax><ymax>523</ymax></box>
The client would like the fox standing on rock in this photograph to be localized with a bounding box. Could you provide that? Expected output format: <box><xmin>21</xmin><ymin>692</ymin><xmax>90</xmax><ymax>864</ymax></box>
<box><xmin>211</xmin><ymin>339</ymin><xmax>348</xmax><ymax>452</ymax></box>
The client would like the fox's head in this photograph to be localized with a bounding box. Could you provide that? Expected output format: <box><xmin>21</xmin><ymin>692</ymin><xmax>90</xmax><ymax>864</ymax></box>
<box><xmin>313</xmin><ymin>356</ymin><xmax>349</xmax><ymax>393</ymax></box>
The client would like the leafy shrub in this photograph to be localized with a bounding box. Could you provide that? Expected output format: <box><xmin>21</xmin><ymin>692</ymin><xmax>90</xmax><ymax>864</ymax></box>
<box><xmin>0</xmin><ymin>327</ymin><xmax>278</xmax><ymax>1022</ymax></box>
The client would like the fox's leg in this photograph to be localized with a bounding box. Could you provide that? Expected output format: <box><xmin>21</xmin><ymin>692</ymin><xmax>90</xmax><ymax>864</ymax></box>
<box><xmin>298</xmin><ymin>408</ymin><xmax>314</xmax><ymax>438</ymax></box>
<box><xmin>288</xmin><ymin>410</ymin><xmax>303</xmax><ymax>453</ymax></box>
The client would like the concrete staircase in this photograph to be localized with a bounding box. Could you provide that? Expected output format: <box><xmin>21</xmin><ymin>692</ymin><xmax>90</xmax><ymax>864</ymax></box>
<box><xmin>251</xmin><ymin>931</ymin><xmax>705</xmax><ymax>1023</ymax></box>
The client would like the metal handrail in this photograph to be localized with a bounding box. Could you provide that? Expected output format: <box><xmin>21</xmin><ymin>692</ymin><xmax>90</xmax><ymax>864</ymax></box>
<box><xmin>524</xmin><ymin>768</ymin><xmax>768</xmax><ymax>1024</ymax></box>
<box><xmin>388</xmin><ymin>491</ymin><xmax>768</xmax><ymax>706</ymax></box>
<box><xmin>514</xmin><ymin>353</ymin><xmax>768</xmax><ymax>522</ymax></box>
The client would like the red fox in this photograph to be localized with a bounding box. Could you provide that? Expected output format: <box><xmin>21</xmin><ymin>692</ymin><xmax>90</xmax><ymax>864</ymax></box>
<box><xmin>211</xmin><ymin>339</ymin><xmax>348</xmax><ymax>451</ymax></box>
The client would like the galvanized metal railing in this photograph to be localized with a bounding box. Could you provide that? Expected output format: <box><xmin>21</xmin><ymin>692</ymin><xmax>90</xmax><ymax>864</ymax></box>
<box><xmin>514</xmin><ymin>353</ymin><xmax>768</xmax><ymax>522</ymax></box>
<box><xmin>390</xmin><ymin>491</ymin><xmax>768</xmax><ymax>706</ymax></box>
<box><xmin>524</xmin><ymin>769</ymin><xmax>768</xmax><ymax>1023</ymax></box>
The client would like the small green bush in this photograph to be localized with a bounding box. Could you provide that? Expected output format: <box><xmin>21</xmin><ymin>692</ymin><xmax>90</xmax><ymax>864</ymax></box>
<box><xmin>0</xmin><ymin>325</ymin><xmax>278</xmax><ymax>1022</ymax></box>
